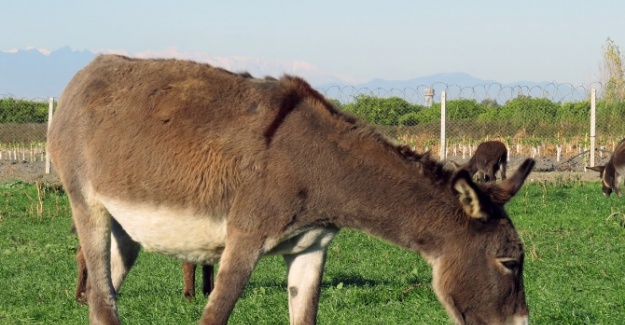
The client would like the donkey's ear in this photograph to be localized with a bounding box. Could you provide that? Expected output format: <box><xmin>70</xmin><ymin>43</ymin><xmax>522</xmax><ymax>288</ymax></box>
<box><xmin>485</xmin><ymin>159</ymin><xmax>535</xmax><ymax>204</ymax></box>
<box><xmin>586</xmin><ymin>165</ymin><xmax>605</xmax><ymax>173</ymax></box>
<box><xmin>451</xmin><ymin>169</ymin><xmax>488</xmax><ymax>220</ymax></box>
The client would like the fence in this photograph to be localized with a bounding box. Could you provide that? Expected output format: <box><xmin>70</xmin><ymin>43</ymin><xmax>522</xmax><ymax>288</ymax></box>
<box><xmin>318</xmin><ymin>82</ymin><xmax>621</xmax><ymax>172</ymax></box>
<box><xmin>1</xmin><ymin>82</ymin><xmax>622</xmax><ymax>175</ymax></box>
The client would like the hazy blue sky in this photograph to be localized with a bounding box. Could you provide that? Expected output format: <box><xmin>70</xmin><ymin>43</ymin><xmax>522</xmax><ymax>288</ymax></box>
<box><xmin>2</xmin><ymin>1</ymin><xmax>624</xmax><ymax>85</ymax></box>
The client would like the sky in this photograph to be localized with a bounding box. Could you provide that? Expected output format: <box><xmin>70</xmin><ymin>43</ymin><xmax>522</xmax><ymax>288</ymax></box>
<box><xmin>2</xmin><ymin>0</ymin><xmax>625</xmax><ymax>85</ymax></box>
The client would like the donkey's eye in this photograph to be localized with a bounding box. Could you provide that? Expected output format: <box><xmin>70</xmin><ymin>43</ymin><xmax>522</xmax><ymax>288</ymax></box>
<box><xmin>502</xmin><ymin>260</ymin><xmax>518</xmax><ymax>270</ymax></box>
<box><xmin>497</xmin><ymin>258</ymin><xmax>519</xmax><ymax>272</ymax></box>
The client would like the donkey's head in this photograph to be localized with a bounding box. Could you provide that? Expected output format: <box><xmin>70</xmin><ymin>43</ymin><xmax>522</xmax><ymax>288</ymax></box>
<box><xmin>431</xmin><ymin>159</ymin><xmax>534</xmax><ymax>325</ymax></box>
<box><xmin>587</xmin><ymin>165</ymin><xmax>617</xmax><ymax>196</ymax></box>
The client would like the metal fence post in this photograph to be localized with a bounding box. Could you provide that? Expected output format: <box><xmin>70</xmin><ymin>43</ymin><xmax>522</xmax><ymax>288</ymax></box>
<box><xmin>589</xmin><ymin>88</ymin><xmax>596</xmax><ymax>168</ymax></box>
<box><xmin>45</xmin><ymin>97</ymin><xmax>54</xmax><ymax>174</ymax></box>
<box><xmin>440</xmin><ymin>91</ymin><xmax>446</xmax><ymax>160</ymax></box>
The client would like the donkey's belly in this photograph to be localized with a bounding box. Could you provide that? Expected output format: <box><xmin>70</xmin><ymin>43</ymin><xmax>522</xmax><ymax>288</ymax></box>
<box><xmin>100</xmin><ymin>197</ymin><xmax>227</xmax><ymax>264</ymax></box>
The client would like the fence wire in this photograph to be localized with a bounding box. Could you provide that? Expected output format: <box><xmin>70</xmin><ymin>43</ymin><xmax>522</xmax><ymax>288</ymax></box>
<box><xmin>317</xmin><ymin>82</ymin><xmax>603</xmax><ymax>105</ymax></box>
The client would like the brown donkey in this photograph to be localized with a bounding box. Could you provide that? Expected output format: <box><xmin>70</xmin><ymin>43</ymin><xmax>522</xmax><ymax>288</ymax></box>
<box><xmin>48</xmin><ymin>55</ymin><xmax>534</xmax><ymax>325</ymax></box>
<box><xmin>587</xmin><ymin>138</ymin><xmax>625</xmax><ymax>197</ymax></box>
<box><xmin>457</xmin><ymin>140</ymin><xmax>508</xmax><ymax>182</ymax></box>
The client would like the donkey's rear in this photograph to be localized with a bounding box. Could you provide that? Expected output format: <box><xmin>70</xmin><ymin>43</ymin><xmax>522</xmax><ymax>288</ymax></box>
<box><xmin>49</xmin><ymin>55</ymin><xmax>533</xmax><ymax>325</ymax></box>
<box><xmin>460</xmin><ymin>140</ymin><xmax>508</xmax><ymax>182</ymax></box>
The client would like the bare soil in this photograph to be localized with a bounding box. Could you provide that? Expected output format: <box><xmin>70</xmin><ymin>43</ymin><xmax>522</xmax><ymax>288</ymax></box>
<box><xmin>0</xmin><ymin>160</ymin><xmax>61</xmax><ymax>184</ymax></box>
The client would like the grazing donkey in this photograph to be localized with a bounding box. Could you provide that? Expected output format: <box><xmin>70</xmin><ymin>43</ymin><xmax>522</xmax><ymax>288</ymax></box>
<box><xmin>457</xmin><ymin>141</ymin><xmax>508</xmax><ymax>182</ymax></box>
<box><xmin>48</xmin><ymin>55</ymin><xmax>534</xmax><ymax>325</ymax></box>
<box><xmin>587</xmin><ymin>138</ymin><xmax>625</xmax><ymax>197</ymax></box>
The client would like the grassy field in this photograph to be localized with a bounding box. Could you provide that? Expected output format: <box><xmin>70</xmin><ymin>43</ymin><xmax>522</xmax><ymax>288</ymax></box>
<box><xmin>1</xmin><ymin>179</ymin><xmax>624</xmax><ymax>324</ymax></box>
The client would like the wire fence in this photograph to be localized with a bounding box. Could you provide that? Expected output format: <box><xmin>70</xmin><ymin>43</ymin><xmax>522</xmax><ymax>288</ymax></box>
<box><xmin>317</xmin><ymin>82</ymin><xmax>602</xmax><ymax>105</ymax></box>
<box><xmin>0</xmin><ymin>95</ymin><xmax>51</xmax><ymax>163</ymax></box>
<box><xmin>318</xmin><ymin>82</ymin><xmax>624</xmax><ymax>171</ymax></box>
<box><xmin>1</xmin><ymin>82</ymin><xmax>623</xmax><ymax>174</ymax></box>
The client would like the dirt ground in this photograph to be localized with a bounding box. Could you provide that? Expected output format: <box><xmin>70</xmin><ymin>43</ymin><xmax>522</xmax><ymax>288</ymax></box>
<box><xmin>0</xmin><ymin>160</ymin><xmax>61</xmax><ymax>184</ymax></box>
<box><xmin>0</xmin><ymin>156</ymin><xmax>603</xmax><ymax>185</ymax></box>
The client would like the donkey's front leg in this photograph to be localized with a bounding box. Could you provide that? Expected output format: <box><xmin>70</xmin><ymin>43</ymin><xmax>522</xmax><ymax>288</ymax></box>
<box><xmin>284</xmin><ymin>248</ymin><xmax>330</xmax><ymax>325</ymax></box>
<box><xmin>199</xmin><ymin>229</ymin><xmax>263</xmax><ymax>325</ymax></box>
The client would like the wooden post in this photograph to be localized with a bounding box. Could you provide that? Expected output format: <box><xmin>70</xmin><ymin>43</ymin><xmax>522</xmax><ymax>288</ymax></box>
<box><xmin>439</xmin><ymin>91</ymin><xmax>446</xmax><ymax>160</ymax></box>
<box><xmin>45</xmin><ymin>97</ymin><xmax>54</xmax><ymax>174</ymax></box>
<box><xmin>589</xmin><ymin>88</ymin><xmax>596</xmax><ymax>168</ymax></box>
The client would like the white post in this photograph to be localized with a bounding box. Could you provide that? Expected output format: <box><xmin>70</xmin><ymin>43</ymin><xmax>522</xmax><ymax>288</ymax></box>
<box><xmin>589</xmin><ymin>88</ymin><xmax>596</xmax><ymax>168</ymax></box>
<box><xmin>439</xmin><ymin>91</ymin><xmax>446</xmax><ymax>160</ymax></box>
<box><xmin>45</xmin><ymin>97</ymin><xmax>54</xmax><ymax>174</ymax></box>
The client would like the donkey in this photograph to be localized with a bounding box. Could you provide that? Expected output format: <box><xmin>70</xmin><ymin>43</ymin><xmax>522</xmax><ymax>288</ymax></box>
<box><xmin>48</xmin><ymin>55</ymin><xmax>534</xmax><ymax>325</ymax></box>
<box><xmin>456</xmin><ymin>141</ymin><xmax>508</xmax><ymax>182</ymax></box>
<box><xmin>182</xmin><ymin>262</ymin><xmax>214</xmax><ymax>301</ymax></box>
<box><xmin>587</xmin><ymin>138</ymin><xmax>625</xmax><ymax>197</ymax></box>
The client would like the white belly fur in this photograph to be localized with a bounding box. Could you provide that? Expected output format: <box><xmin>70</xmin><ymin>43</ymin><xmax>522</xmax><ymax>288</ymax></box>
<box><xmin>99</xmin><ymin>196</ymin><xmax>337</xmax><ymax>265</ymax></box>
<box><xmin>100</xmin><ymin>196</ymin><xmax>227</xmax><ymax>264</ymax></box>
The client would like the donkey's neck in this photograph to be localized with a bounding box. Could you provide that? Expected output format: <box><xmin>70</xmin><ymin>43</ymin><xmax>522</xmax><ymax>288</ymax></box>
<box><xmin>335</xmin><ymin>169</ymin><xmax>457</xmax><ymax>255</ymax></box>
<box><xmin>300</xmin><ymin>131</ymin><xmax>461</xmax><ymax>255</ymax></box>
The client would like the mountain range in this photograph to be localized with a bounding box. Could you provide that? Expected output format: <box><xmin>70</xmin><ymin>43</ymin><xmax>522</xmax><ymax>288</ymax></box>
<box><xmin>0</xmin><ymin>47</ymin><xmax>588</xmax><ymax>103</ymax></box>
<box><xmin>0</xmin><ymin>47</ymin><xmax>95</xmax><ymax>99</ymax></box>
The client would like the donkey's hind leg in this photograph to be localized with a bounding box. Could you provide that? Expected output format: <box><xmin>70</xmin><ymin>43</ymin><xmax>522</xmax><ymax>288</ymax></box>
<box><xmin>74</xmin><ymin>225</ymin><xmax>140</xmax><ymax>306</ymax></box>
<box><xmin>500</xmin><ymin>160</ymin><xmax>507</xmax><ymax>181</ymax></box>
<box><xmin>71</xmin><ymin>194</ymin><xmax>121</xmax><ymax>325</ymax></box>
<box><xmin>75</xmin><ymin>244</ymin><xmax>89</xmax><ymax>304</ymax></box>
<box><xmin>110</xmin><ymin>218</ymin><xmax>141</xmax><ymax>291</ymax></box>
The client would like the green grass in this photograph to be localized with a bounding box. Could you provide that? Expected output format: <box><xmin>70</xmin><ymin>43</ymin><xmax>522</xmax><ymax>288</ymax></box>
<box><xmin>1</xmin><ymin>179</ymin><xmax>624</xmax><ymax>324</ymax></box>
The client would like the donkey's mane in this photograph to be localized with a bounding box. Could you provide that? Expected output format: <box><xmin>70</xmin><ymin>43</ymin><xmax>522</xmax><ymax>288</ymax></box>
<box><xmin>274</xmin><ymin>74</ymin><xmax>455</xmax><ymax>187</ymax></box>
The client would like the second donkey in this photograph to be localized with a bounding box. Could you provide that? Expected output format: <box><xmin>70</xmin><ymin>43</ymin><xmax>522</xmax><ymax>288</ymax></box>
<box><xmin>455</xmin><ymin>140</ymin><xmax>508</xmax><ymax>182</ymax></box>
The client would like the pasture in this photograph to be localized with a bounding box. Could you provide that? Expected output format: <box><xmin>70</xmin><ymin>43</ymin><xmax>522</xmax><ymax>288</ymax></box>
<box><xmin>1</xmin><ymin>179</ymin><xmax>624</xmax><ymax>324</ymax></box>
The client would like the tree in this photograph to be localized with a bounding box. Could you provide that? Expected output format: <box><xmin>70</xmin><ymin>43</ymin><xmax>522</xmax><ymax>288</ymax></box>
<box><xmin>600</xmin><ymin>37</ymin><xmax>625</xmax><ymax>103</ymax></box>
<box><xmin>342</xmin><ymin>95</ymin><xmax>416</xmax><ymax>125</ymax></box>
<box><xmin>446</xmin><ymin>99</ymin><xmax>485</xmax><ymax>120</ymax></box>
<box><xmin>0</xmin><ymin>98</ymin><xmax>48</xmax><ymax>123</ymax></box>
<box><xmin>497</xmin><ymin>95</ymin><xmax>558</xmax><ymax>133</ymax></box>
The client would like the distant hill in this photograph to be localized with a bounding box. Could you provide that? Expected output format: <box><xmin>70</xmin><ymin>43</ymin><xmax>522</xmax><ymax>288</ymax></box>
<box><xmin>0</xmin><ymin>47</ymin><xmax>589</xmax><ymax>103</ymax></box>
